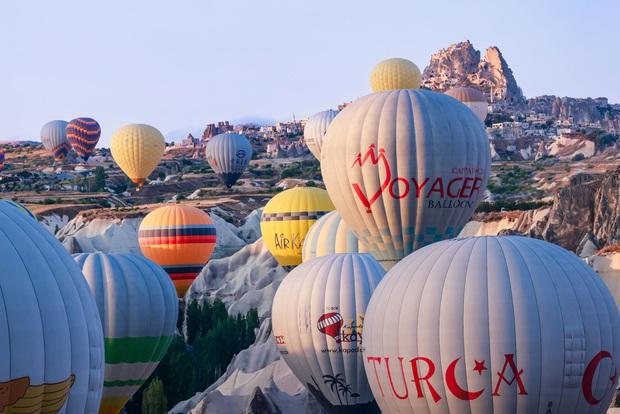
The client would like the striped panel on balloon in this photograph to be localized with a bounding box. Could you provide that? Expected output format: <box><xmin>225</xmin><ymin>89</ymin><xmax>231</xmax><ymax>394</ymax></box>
<box><xmin>138</xmin><ymin>225</ymin><xmax>216</xmax><ymax>245</ymax></box>
<box><xmin>67</xmin><ymin>118</ymin><xmax>101</xmax><ymax>160</ymax></box>
<box><xmin>101</xmin><ymin>336</ymin><xmax>173</xmax><ymax>414</ymax></box>
<box><xmin>52</xmin><ymin>143</ymin><xmax>72</xmax><ymax>160</ymax></box>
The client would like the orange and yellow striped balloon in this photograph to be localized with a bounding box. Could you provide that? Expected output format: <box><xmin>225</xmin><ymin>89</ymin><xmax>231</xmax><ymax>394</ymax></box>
<box><xmin>138</xmin><ymin>205</ymin><xmax>217</xmax><ymax>297</ymax></box>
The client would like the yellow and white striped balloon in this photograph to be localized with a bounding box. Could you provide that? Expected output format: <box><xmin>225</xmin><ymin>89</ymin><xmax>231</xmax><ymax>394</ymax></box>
<box><xmin>302</xmin><ymin>210</ymin><xmax>369</xmax><ymax>262</ymax></box>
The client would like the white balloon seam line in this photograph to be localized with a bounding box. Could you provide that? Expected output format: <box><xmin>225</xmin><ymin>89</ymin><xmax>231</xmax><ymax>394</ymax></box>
<box><xmin>9</xmin><ymin>207</ymin><xmax>79</xmax><ymax>384</ymax></box>
<box><xmin>548</xmin><ymin>241</ymin><xmax>616</xmax><ymax>410</ymax></box>
<box><xmin>498</xmin><ymin>236</ymin><xmax>547</xmax><ymax>412</ymax></box>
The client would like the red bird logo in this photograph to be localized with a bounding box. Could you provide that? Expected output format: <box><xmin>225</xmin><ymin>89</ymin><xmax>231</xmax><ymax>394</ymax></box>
<box><xmin>351</xmin><ymin>144</ymin><xmax>392</xmax><ymax>213</ymax></box>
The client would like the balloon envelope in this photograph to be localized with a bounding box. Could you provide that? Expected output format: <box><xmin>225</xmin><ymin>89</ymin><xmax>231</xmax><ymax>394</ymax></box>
<box><xmin>302</xmin><ymin>210</ymin><xmax>369</xmax><ymax>262</ymax></box>
<box><xmin>370</xmin><ymin>58</ymin><xmax>421</xmax><ymax>92</ymax></box>
<box><xmin>0</xmin><ymin>199</ymin><xmax>36</xmax><ymax>220</ymax></box>
<box><xmin>321</xmin><ymin>89</ymin><xmax>490</xmax><ymax>268</ymax></box>
<box><xmin>110</xmin><ymin>124</ymin><xmax>165</xmax><ymax>187</ymax></box>
<box><xmin>304</xmin><ymin>109</ymin><xmax>339</xmax><ymax>160</ymax></box>
<box><xmin>0</xmin><ymin>200</ymin><xmax>104</xmax><ymax>413</ymax></box>
<box><xmin>0</xmin><ymin>148</ymin><xmax>4</xmax><ymax>169</ymax></box>
<box><xmin>66</xmin><ymin>117</ymin><xmax>101</xmax><ymax>161</ymax></box>
<box><xmin>445</xmin><ymin>87</ymin><xmax>488</xmax><ymax>122</ymax></box>
<box><xmin>74</xmin><ymin>253</ymin><xmax>178</xmax><ymax>414</ymax></box>
<box><xmin>260</xmin><ymin>187</ymin><xmax>335</xmax><ymax>266</ymax></box>
<box><xmin>139</xmin><ymin>204</ymin><xmax>216</xmax><ymax>297</ymax></box>
<box><xmin>272</xmin><ymin>253</ymin><xmax>385</xmax><ymax>413</ymax></box>
<box><xmin>41</xmin><ymin>120</ymin><xmax>71</xmax><ymax>161</ymax></box>
<box><xmin>205</xmin><ymin>133</ymin><xmax>253</xmax><ymax>188</ymax></box>
<box><xmin>588</xmin><ymin>253</ymin><xmax>620</xmax><ymax>310</ymax></box>
<box><xmin>364</xmin><ymin>236</ymin><xmax>620</xmax><ymax>414</ymax></box>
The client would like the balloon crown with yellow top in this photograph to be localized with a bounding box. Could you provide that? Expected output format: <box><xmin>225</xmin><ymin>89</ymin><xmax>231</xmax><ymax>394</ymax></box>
<box><xmin>369</xmin><ymin>57</ymin><xmax>421</xmax><ymax>92</ymax></box>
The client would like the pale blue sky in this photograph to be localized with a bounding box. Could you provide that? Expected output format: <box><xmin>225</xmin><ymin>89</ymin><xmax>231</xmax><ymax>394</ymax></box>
<box><xmin>1</xmin><ymin>0</ymin><xmax>618</xmax><ymax>144</ymax></box>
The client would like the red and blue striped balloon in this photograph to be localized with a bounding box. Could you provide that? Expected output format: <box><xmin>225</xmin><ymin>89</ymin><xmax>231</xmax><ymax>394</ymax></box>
<box><xmin>66</xmin><ymin>118</ymin><xmax>101</xmax><ymax>161</ymax></box>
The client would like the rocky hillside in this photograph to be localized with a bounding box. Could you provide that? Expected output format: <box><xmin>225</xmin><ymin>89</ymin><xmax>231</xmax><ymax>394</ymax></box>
<box><xmin>56</xmin><ymin>206</ymin><xmax>260</xmax><ymax>258</ymax></box>
<box><xmin>421</xmin><ymin>40</ymin><xmax>525</xmax><ymax>107</ymax></box>
<box><xmin>187</xmin><ymin>238</ymin><xmax>287</xmax><ymax>319</ymax></box>
<box><xmin>464</xmin><ymin>166</ymin><xmax>620</xmax><ymax>254</ymax></box>
<box><xmin>170</xmin><ymin>318</ymin><xmax>324</xmax><ymax>414</ymax></box>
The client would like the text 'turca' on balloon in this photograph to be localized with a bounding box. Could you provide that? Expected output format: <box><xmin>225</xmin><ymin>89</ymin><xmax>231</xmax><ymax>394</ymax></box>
<box><xmin>272</xmin><ymin>253</ymin><xmax>385</xmax><ymax>413</ymax></box>
<box><xmin>363</xmin><ymin>236</ymin><xmax>620</xmax><ymax>414</ymax></box>
<box><xmin>321</xmin><ymin>89</ymin><xmax>490</xmax><ymax>269</ymax></box>
<box><xmin>260</xmin><ymin>187</ymin><xmax>335</xmax><ymax>267</ymax></box>
<box><xmin>74</xmin><ymin>253</ymin><xmax>178</xmax><ymax>414</ymax></box>
<box><xmin>110</xmin><ymin>124</ymin><xmax>165</xmax><ymax>188</ymax></box>
<box><xmin>0</xmin><ymin>200</ymin><xmax>104</xmax><ymax>413</ymax></box>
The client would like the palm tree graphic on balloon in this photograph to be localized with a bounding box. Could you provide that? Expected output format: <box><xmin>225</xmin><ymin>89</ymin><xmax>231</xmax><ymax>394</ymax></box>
<box><xmin>322</xmin><ymin>373</ymin><xmax>360</xmax><ymax>405</ymax></box>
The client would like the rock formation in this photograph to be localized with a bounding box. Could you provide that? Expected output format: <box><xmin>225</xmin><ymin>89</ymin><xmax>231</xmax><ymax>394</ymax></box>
<box><xmin>170</xmin><ymin>318</ymin><xmax>324</xmax><ymax>414</ymax></box>
<box><xmin>463</xmin><ymin>166</ymin><xmax>620</xmax><ymax>252</ymax></box>
<box><xmin>422</xmin><ymin>40</ymin><xmax>526</xmax><ymax>108</ymax></box>
<box><xmin>186</xmin><ymin>238</ymin><xmax>287</xmax><ymax>318</ymax></box>
<box><xmin>528</xmin><ymin>95</ymin><xmax>614</xmax><ymax>123</ymax></box>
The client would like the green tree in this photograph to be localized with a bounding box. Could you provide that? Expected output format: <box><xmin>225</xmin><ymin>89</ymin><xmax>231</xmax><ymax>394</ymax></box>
<box><xmin>93</xmin><ymin>166</ymin><xmax>107</xmax><ymax>192</ymax></box>
<box><xmin>186</xmin><ymin>301</ymin><xmax>201</xmax><ymax>345</ymax></box>
<box><xmin>141</xmin><ymin>377</ymin><xmax>167</xmax><ymax>414</ymax></box>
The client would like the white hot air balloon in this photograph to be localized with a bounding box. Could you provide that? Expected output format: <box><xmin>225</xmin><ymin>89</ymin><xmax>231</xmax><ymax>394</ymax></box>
<box><xmin>304</xmin><ymin>109</ymin><xmax>339</xmax><ymax>160</ymax></box>
<box><xmin>445</xmin><ymin>86</ymin><xmax>489</xmax><ymax>123</ymax></box>
<box><xmin>272</xmin><ymin>253</ymin><xmax>385</xmax><ymax>413</ymax></box>
<box><xmin>364</xmin><ymin>236</ymin><xmax>620</xmax><ymax>414</ymax></box>
<box><xmin>302</xmin><ymin>210</ymin><xmax>369</xmax><ymax>262</ymax></box>
<box><xmin>0</xmin><ymin>198</ymin><xmax>104</xmax><ymax>414</ymax></box>
<box><xmin>73</xmin><ymin>252</ymin><xmax>179</xmax><ymax>414</ymax></box>
<box><xmin>205</xmin><ymin>133</ymin><xmax>253</xmax><ymax>188</ymax></box>
<box><xmin>321</xmin><ymin>89</ymin><xmax>490</xmax><ymax>269</ymax></box>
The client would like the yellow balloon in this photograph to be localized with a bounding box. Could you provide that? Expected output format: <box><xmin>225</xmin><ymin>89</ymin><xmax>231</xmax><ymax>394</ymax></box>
<box><xmin>260</xmin><ymin>187</ymin><xmax>335</xmax><ymax>266</ymax></box>
<box><xmin>110</xmin><ymin>124</ymin><xmax>165</xmax><ymax>187</ymax></box>
<box><xmin>370</xmin><ymin>58</ymin><xmax>421</xmax><ymax>92</ymax></box>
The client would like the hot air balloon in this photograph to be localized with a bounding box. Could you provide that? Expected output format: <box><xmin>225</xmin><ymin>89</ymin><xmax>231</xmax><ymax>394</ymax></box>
<box><xmin>588</xmin><ymin>253</ymin><xmax>620</xmax><ymax>310</ymax></box>
<box><xmin>321</xmin><ymin>89</ymin><xmax>490</xmax><ymax>269</ymax></box>
<box><xmin>0</xmin><ymin>148</ymin><xmax>4</xmax><ymax>170</ymax></box>
<box><xmin>370</xmin><ymin>58</ymin><xmax>421</xmax><ymax>92</ymax></box>
<box><xmin>139</xmin><ymin>204</ymin><xmax>216</xmax><ymax>297</ymax></box>
<box><xmin>66</xmin><ymin>117</ymin><xmax>101</xmax><ymax>161</ymax></box>
<box><xmin>364</xmin><ymin>236</ymin><xmax>620</xmax><ymax>414</ymax></box>
<box><xmin>0</xmin><ymin>199</ymin><xmax>36</xmax><ymax>220</ymax></box>
<box><xmin>0</xmin><ymin>200</ymin><xmax>104</xmax><ymax>413</ymax></box>
<box><xmin>260</xmin><ymin>187</ymin><xmax>335</xmax><ymax>267</ymax></box>
<box><xmin>205</xmin><ymin>133</ymin><xmax>253</xmax><ymax>188</ymax></box>
<box><xmin>445</xmin><ymin>86</ymin><xmax>488</xmax><ymax>123</ymax></box>
<box><xmin>272</xmin><ymin>253</ymin><xmax>385</xmax><ymax>413</ymax></box>
<box><xmin>73</xmin><ymin>253</ymin><xmax>178</xmax><ymax>414</ymax></box>
<box><xmin>304</xmin><ymin>109</ymin><xmax>339</xmax><ymax>160</ymax></box>
<box><xmin>110</xmin><ymin>124</ymin><xmax>165</xmax><ymax>188</ymax></box>
<box><xmin>41</xmin><ymin>120</ymin><xmax>71</xmax><ymax>161</ymax></box>
<box><xmin>302</xmin><ymin>210</ymin><xmax>368</xmax><ymax>262</ymax></box>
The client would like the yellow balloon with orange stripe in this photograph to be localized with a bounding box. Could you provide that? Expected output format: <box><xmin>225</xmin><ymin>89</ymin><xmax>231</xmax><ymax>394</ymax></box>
<box><xmin>138</xmin><ymin>205</ymin><xmax>216</xmax><ymax>297</ymax></box>
<box><xmin>260</xmin><ymin>187</ymin><xmax>335</xmax><ymax>267</ymax></box>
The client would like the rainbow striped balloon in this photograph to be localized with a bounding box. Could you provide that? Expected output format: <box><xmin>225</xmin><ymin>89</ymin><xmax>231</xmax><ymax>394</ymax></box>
<box><xmin>138</xmin><ymin>205</ymin><xmax>217</xmax><ymax>297</ymax></box>
<box><xmin>0</xmin><ymin>148</ymin><xmax>4</xmax><ymax>170</ymax></box>
<box><xmin>66</xmin><ymin>117</ymin><xmax>101</xmax><ymax>161</ymax></box>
